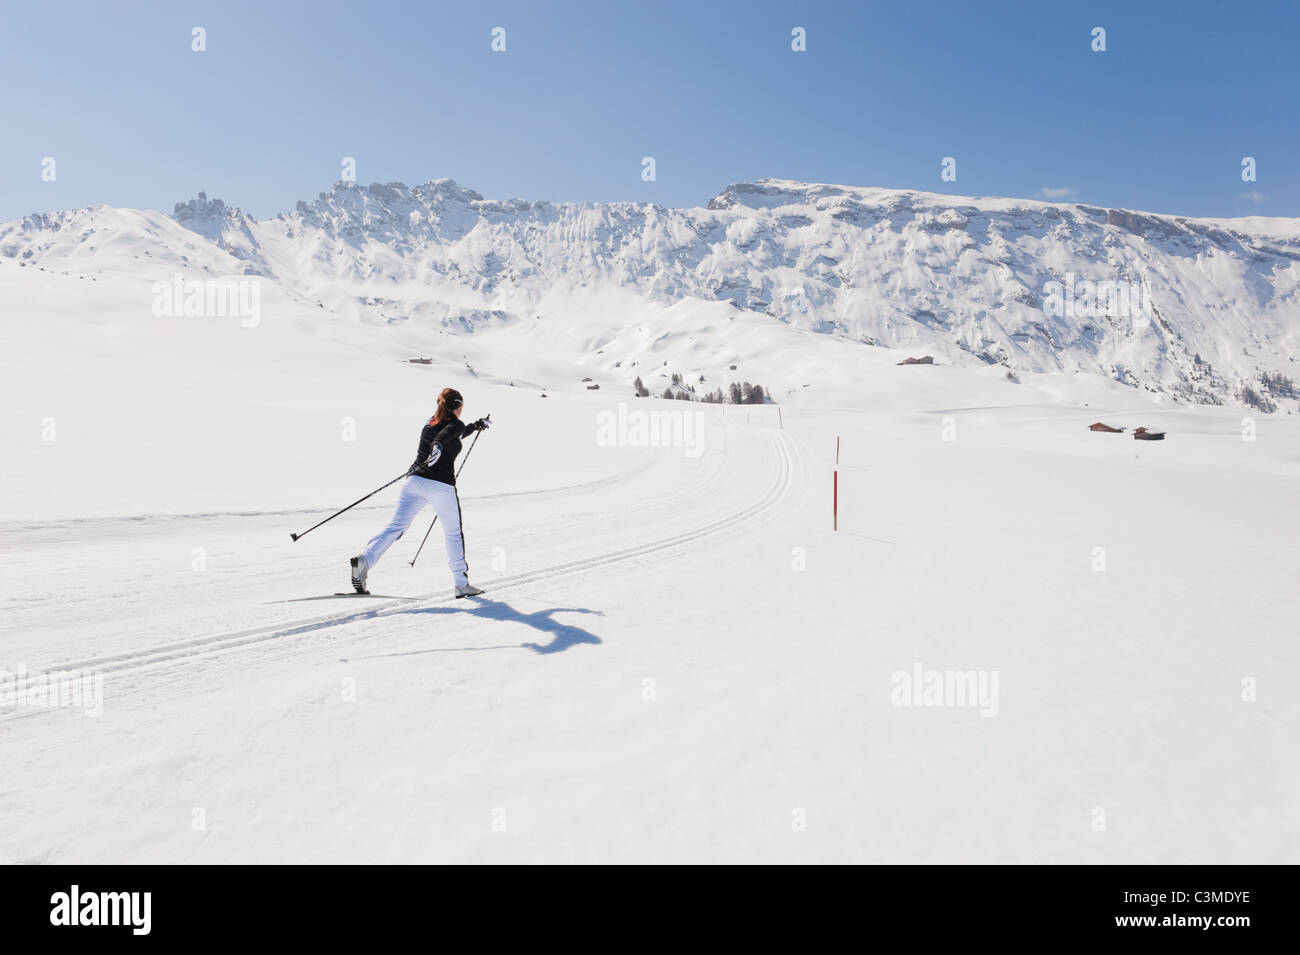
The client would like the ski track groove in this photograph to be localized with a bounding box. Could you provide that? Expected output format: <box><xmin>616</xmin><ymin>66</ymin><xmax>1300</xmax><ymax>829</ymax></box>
<box><xmin>7</xmin><ymin>429</ymin><xmax>796</xmax><ymax>689</ymax></box>
<box><xmin>0</xmin><ymin>453</ymin><xmax>659</xmax><ymax>544</ymax></box>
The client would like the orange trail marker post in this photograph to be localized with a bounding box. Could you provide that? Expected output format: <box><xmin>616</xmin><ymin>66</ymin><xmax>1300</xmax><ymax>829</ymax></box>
<box><xmin>833</xmin><ymin>436</ymin><xmax>840</xmax><ymax>530</ymax></box>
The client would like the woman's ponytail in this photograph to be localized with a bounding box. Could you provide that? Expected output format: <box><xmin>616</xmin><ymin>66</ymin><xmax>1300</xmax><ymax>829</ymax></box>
<box><xmin>432</xmin><ymin>387</ymin><xmax>464</xmax><ymax>425</ymax></box>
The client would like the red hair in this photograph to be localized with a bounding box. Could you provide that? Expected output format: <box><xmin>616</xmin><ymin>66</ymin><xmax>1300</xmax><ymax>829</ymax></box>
<box><xmin>432</xmin><ymin>387</ymin><xmax>464</xmax><ymax>425</ymax></box>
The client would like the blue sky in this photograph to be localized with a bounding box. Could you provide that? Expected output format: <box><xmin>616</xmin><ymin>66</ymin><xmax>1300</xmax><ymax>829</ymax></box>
<box><xmin>2</xmin><ymin>0</ymin><xmax>1296</xmax><ymax>221</ymax></box>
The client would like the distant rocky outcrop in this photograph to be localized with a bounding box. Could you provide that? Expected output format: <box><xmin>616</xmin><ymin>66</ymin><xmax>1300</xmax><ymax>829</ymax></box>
<box><xmin>3</xmin><ymin>175</ymin><xmax>1297</xmax><ymax>410</ymax></box>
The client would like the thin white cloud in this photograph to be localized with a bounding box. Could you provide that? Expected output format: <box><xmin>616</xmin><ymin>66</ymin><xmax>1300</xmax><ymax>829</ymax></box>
<box><xmin>1236</xmin><ymin>191</ymin><xmax>1268</xmax><ymax>205</ymax></box>
<box><xmin>1036</xmin><ymin>187</ymin><xmax>1076</xmax><ymax>200</ymax></box>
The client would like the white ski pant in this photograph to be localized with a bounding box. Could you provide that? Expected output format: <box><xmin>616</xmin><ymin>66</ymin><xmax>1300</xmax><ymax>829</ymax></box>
<box><xmin>361</xmin><ymin>476</ymin><xmax>468</xmax><ymax>586</ymax></box>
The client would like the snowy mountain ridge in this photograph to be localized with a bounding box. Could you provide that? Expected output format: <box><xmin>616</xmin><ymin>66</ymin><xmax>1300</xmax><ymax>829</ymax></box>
<box><xmin>3</xmin><ymin>177</ymin><xmax>1298</xmax><ymax>410</ymax></box>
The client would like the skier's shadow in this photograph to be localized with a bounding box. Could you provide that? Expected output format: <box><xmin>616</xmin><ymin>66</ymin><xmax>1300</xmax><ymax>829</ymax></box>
<box><xmin>394</xmin><ymin>596</ymin><xmax>604</xmax><ymax>655</ymax></box>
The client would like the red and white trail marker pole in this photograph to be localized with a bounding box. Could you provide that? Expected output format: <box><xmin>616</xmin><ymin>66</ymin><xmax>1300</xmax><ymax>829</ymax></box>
<box><xmin>833</xmin><ymin>436</ymin><xmax>840</xmax><ymax>531</ymax></box>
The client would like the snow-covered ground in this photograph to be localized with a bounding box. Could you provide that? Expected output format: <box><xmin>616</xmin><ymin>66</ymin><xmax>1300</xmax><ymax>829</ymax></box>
<box><xmin>2</xmin><ymin>197</ymin><xmax>1298</xmax><ymax>864</ymax></box>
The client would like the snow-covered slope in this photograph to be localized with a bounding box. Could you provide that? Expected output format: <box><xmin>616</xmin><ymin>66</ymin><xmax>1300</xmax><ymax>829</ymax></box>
<box><xmin>3</xmin><ymin>180</ymin><xmax>1299</xmax><ymax>864</ymax></box>
<box><xmin>3</xmin><ymin>315</ymin><xmax>1298</xmax><ymax>863</ymax></box>
<box><xmin>3</xmin><ymin>178</ymin><xmax>1298</xmax><ymax>410</ymax></box>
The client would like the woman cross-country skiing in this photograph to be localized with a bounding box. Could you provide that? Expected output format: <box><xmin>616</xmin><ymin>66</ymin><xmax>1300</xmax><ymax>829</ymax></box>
<box><xmin>350</xmin><ymin>387</ymin><xmax>490</xmax><ymax>598</ymax></box>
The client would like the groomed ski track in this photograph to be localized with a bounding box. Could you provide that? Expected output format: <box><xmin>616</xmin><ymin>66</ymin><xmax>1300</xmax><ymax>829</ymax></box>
<box><xmin>2</xmin><ymin>419</ymin><xmax>803</xmax><ymax>697</ymax></box>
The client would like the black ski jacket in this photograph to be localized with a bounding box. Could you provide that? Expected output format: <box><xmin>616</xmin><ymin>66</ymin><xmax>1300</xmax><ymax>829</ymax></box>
<box><xmin>409</xmin><ymin>415</ymin><xmax>483</xmax><ymax>486</ymax></box>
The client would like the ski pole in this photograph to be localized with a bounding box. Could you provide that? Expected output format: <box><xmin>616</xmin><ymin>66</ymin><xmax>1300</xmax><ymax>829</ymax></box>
<box><xmin>290</xmin><ymin>471</ymin><xmax>410</xmax><ymax>541</ymax></box>
<box><xmin>410</xmin><ymin>418</ymin><xmax>488</xmax><ymax>567</ymax></box>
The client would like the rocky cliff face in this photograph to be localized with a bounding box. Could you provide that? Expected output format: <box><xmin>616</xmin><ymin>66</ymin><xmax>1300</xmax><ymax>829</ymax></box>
<box><xmin>3</xmin><ymin>177</ymin><xmax>1297</xmax><ymax>408</ymax></box>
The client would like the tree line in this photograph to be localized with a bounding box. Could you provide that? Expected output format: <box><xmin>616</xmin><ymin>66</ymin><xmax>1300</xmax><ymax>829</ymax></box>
<box><xmin>634</xmin><ymin>374</ymin><xmax>768</xmax><ymax>404</ymax></box>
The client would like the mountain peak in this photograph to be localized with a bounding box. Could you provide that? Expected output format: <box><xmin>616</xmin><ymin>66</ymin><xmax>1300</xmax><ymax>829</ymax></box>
<box><xmin>307</xmin><ymin>178</ymin><xmax>485</xmax><ymax>205</ymax></box>
<box><xmin>287</xmin><ymin>178</ymin><xmax>487</xmax><ymax>233</ymax></box>
<box><xmin>172</xmin><ymin>191</ymin><xmax>246</xmax><ymax>223</ymax></box>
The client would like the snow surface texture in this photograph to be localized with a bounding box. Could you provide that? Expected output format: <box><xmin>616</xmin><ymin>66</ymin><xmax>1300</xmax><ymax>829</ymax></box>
<box><xmin>0</xmin><ymin>180</ymin><xmax>1297</xmax><ymax>863</ymax></box>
